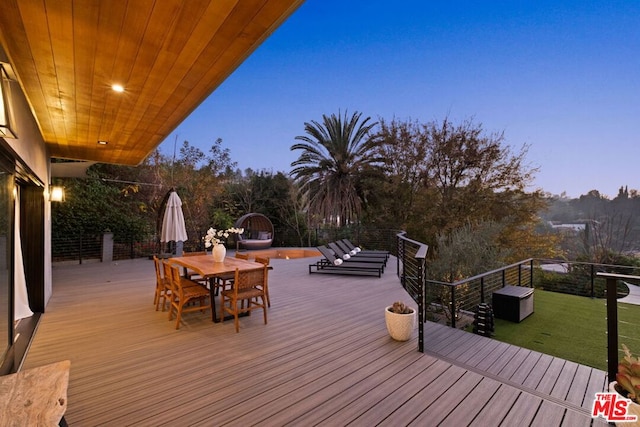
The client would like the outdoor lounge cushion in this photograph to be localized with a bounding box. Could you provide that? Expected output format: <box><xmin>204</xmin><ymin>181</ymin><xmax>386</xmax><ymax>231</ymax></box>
<box><xmin>237</xmin><ymin>231</ymin><xmax>273</xmax><ymax>250</ymax></box>
<box><xmin>258</xmin><ymin>231</ymin><xmax>271</xmax><ymax>240</ymax></box>
<box><xmin>237</xmin><ymin>238</ymin><xmax>273</xmax><ymax>250</ymax></box>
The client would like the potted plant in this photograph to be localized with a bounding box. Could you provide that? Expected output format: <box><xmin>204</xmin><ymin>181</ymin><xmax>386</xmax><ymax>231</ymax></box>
<box><xmin>384</xmin><ymin>301</ymin><xmax>416</xmax><ymax>341</ymax></box>
<box><xmin>609</xmin><ymin>343</ymin><xmax>640</xmax><ymax>426</ymax></box>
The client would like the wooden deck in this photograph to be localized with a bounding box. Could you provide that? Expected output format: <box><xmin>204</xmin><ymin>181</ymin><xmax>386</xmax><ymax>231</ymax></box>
<box><xmin>22</xmin><ymin>256</ymin><xmax>609</xmax><ymax>426</ymax></box>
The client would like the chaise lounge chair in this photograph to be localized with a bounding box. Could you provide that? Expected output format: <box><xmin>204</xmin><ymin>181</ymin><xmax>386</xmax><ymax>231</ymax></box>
<box><xmin>327</xmin><ymin>242</ymin><xmax>387</xmax><ymax>266</ymax></box>
<box><xmin>309</xmin><ymin>245</ymin><xmax>384</xmax><ymax>277</ymax></box>
<box><xmin>340</xmin><ymin>239</ymin><xmax>390</xmax><ymax>260</ymax></box>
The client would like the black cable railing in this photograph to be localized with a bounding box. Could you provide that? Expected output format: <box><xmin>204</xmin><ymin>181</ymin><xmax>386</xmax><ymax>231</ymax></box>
<box><xmin>424</xmin><ymin>259</ymin><xmax>535</xmax><ymax>329</ymax></box>
<box><xmin>52</xmin><ymin>229</ymin><xmax>639</xmax><ymax>370</ymax></box>
<box><xmin>52</xmin><ymin>233</ymin><xmax>157</xmax><ymax>263</ymax></box>
<box><xmin>51</xmin><ymin>227</ymin><xmax>402</xmax><ymax>264</ymax></box>
<box><xmin>396</xmin><ymin>231</ymin><xmax>428</xmax><ymax>352</ymax></box>
<box><xmin>394</xmin><ymin>231</ymin><xmax>640</xmax><ymax>372</ymax></box>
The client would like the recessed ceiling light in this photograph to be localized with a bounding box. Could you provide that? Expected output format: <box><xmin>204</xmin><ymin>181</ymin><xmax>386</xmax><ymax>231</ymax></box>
<box><xmin>97</xmin><ymin>140</ymin><xmax>108</xmax><ymax>145</ymax></box>
<box><xmin>111</xmin><ymin>84</ymin><xmax>124</xmax><ymax>93</ymax></box>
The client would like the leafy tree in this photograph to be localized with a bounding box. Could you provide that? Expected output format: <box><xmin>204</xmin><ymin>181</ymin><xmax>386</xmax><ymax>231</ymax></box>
<box><xmin>224</xmin><ymin>171</ymin><xmax>309</xmax><ymax>246</ymax></box>
<box><xmin>615</xmin><ymin>185</ymin><xmax>629</xmax><ymax>200</ymax></box>
<box><xmin>372</xmin><ymin>117</ymin><xmax>429</xmax><ymax>228</ymax></box>
<box><xmin>428</xmin><ymin>221</ymin><xmax>511</xmax><ymax>282</ymax></box>
<box><xmin>560</xmin><ymin>187</ymin><xmax>640</xmax><ymax>262</ymax></box>
<box><xmin>581</xmin><ymin>213</ymin><xmax>635</xmax><ymax>264</ymax></box>
<box><xmin>170</xmin><ymin>139</ymin><xmax>237</xmax><ymax>241</ymax></box>
<box><xmin>223</xmin><ymin>176</ymin><xmax>256</xmax><ymax>216</ymax></box>
<box><xmin>177</xmin><ymin>140</ymin><xmax>206</xmax><ymax>169</ymax></box>
<box><xmin>424</xmin><ymin>118</ymin><xmax>537</xmax><ymax>234</ymax></box>
<box><xmin>425</xmin><ymin>221</ymin><xmax>511</xmax><ymax>324</ymax></box>
<box><xmin>278</xmin><ymin>182</ymin><xmax>312</xmax><ymax>246</ymax></box>
<box><xmin>52</xmin><ymin>138</ymin><xmax>238</xmax><ymax>253</ymax></box>
<box><xmin>371</xmin><ymin>116</ymin><xmax>548</xmax><ymax>260</ymax></box>
<box><xmin>51</xmin><ymin>176</ymin><xmax>149</xmax><ymax>241</ymax></box>
<box><xmin>540</xmin><ymin>193</ymin><xmax>581</xmax><ymax>223</ymax></box>
<box><xmin>207</xmin><ymin>138</ymin><xmax>236</xmax><ymax>174</ymax></box>
<box><xmin>290</xmin><ymin>111</ymin><xmax>383</xmax><ymax>226</ymax></box>
<box><xmin>538</xmin><ymin>186</ymin><xmax>640</xmax><ymax>262</ymax></box>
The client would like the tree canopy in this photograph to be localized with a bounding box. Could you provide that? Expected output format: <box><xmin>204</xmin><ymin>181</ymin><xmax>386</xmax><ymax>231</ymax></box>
<box><xmin>290</xmin><ymin>111</ymin><xmax>383</xmax><ymax>226</ymax></box>
<box><xmin>369</xmin><ymin>116</ymin><xmax>552</xmax><ymax>260</ymax></box>
<box><xmin>51</xmin><ymin>112</ymin><xmax>632</xmax><ymax>269</ymax></box>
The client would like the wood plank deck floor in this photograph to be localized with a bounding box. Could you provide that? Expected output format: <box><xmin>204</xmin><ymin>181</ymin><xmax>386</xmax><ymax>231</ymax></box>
<box><xmin>22</xmin><ymin>256</ymin><xmax>609</xmax><ymax>426</ymax></box>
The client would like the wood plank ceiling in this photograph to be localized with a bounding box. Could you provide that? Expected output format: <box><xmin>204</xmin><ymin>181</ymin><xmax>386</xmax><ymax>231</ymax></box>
<box><xmin>0</xmin><ymin>0</ymin><xmax>304</xmax><ymax>165</ymax></box>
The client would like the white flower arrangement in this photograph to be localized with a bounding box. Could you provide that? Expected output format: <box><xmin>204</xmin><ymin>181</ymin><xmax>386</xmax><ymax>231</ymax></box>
<box><xmin>203</xmin><ymin>227</ymin><xmax>244</xmax><ymax>248</ymax></box>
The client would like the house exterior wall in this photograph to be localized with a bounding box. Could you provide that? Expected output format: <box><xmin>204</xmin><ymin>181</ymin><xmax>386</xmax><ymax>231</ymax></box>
<box><xmin>1</xmin><ymin>48</ymin><xmax>52</xmax><ymax>307</ymax></box>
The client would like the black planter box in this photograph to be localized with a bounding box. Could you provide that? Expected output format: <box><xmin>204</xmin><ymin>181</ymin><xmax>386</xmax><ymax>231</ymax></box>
<box><xmin>492</xmin><ymin>285</ymin><xmax>534</xmax><ymax>322</ymax></box>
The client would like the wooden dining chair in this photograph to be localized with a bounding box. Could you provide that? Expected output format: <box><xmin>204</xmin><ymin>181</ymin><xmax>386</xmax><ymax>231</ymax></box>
<box><xmin>162</xmin><ymin>260</ymin><xmax>205</xmax><ymax>312</ymax></box>
<box><xmin>254</xmin><ymin>256</ymin><xmax>271</xmax><ymax>307</ymax></box>
<box><xmin>157</xmin><ymin>256</ymin><xmax>202</xmax><ymax>309</ymax></box>
<box><xmin>165</xmin><ymin>262</ymin><xmax>211</xmax><ymax>330</ymax></box>
<box><xmin>153</xmin><ymin>255</ymin><xmax>171</xmax><ymax>311</ymax></box>
<box><xmin>220</xmin><ymin>266</ymin><xmax>268</xmax><ymax>332</ymax></box>
<box><xmin>212</xmin><ymin>252</ymin><xmax>249</xmax><ymax>294</ymax></box>
<box><xmin>182</xmin><ymin>251</ymin><xmax>207</xmax><ymax>284</ymax></box>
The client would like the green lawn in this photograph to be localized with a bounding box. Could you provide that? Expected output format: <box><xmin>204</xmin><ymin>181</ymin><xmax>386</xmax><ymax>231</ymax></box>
<box><xmin>489</xmin><ymin>289</ymin><xmax>640</xmax><ymax>371</ymax></box>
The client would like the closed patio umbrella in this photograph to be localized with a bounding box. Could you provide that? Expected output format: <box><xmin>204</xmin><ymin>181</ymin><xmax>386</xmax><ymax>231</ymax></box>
<box><xmin>160</xmin><ymin>190</ymin><xmax>188</xmax><ymax>253</ymax></box>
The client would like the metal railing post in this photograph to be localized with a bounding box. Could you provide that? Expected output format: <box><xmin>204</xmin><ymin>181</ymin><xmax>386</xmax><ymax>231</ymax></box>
<box><xmin>480</xmin><ymin>277</ymin><xmax>485</xmax><ymax>304</ymax></box>
<box><xmin>396</xmin><ymin>235</ymin><xmax>401</xmax><ymax>279</ymax></box>
<box><xmin>597</xmin><ymin>272</ymin><xmax>640</xmax><ymax>383</ymax></box>
<box><xmin>396</xmin><ymin>232</ymin><xmax>429</xmax><ymax>353</ymax></box>
<box><xmin>530</xmin><ymin>259</ymin><xmax>534</xmax><ymax>287</ymax></box>
<box><xmin>605</xmin><ymin>276</ymin><xmax>618</xmax><ymax>383</ymax></box>
<box><xmin>79</xmin><ymin>233</ymin><xmax>83</xmax><ymax>265</ymax></box>
<box><xmin>450</xmin><ymin>287</ymin><xmax>456</xmax><ymax>329</ymax></box>
<box><xmin>418</xmin><ymin>258</ymin><xmax>424</xmax><ymax>353</ymax></box>
<box><xmin>591</xmin><ymin>264</ymin><xmax>595</xmax><ymax>298</ymax></box>
<box><xmin>399</xmin><ymin>239</ymin><xmax>406</xmax><ymax>286</ymax></box>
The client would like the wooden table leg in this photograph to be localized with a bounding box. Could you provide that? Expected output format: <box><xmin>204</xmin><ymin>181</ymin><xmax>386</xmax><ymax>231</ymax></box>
<box><xmin>208</xmin><ymin>278</ymin><xmax>219</xmax><ymax>323</ymax></box>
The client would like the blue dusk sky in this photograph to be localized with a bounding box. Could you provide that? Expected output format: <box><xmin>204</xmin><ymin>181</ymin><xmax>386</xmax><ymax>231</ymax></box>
<box><xmin>158</xmin><ymin>0</ymin><xmax>639</xmax><ymax>199</ymax></box>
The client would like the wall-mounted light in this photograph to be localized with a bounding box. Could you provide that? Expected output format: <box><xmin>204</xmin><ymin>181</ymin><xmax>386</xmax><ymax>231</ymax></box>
<box><xmin>0</xmin><ymin>63</ymin><xmax>18</xmax><ymax>139</ymax></box>
<box><xmin>50</xmin><ymin>186</ymin><xmax>65</xmax><ymax>202</ymax></box>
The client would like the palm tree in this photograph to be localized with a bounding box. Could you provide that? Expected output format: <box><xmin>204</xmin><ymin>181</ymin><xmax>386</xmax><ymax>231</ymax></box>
<box><xmin>290</xmin><ymin>111</ymin><xmax>382</xmax><ymax>226</ymax></box>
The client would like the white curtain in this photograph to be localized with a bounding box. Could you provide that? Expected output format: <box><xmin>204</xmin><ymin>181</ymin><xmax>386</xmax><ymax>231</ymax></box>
<box><xmin>14</xmin><ymin>188</ymin><xmax>33</xmax><ymax>320</ymax></box>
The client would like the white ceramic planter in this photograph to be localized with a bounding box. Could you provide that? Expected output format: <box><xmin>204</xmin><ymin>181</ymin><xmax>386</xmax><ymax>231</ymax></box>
<box><xmin>384</xmin><ymin>306</ymin><xmax>416</xmax><ymax>341</ymax></box>
<box><xmin>608</xmin><ymin>381</ymin><xmax>640</xmax><ymax>427</ymax></box>
<box><xmin>212</xmin><ymin>244</ymin><xmax>226</xmax><ymax>262</ymax></box>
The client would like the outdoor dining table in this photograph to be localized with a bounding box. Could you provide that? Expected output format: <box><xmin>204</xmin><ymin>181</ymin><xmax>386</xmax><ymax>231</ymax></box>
<box><xmin>169</xmin><ymin>254</ymin><xmax>264</xmax><ymax>322</ymax></box>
